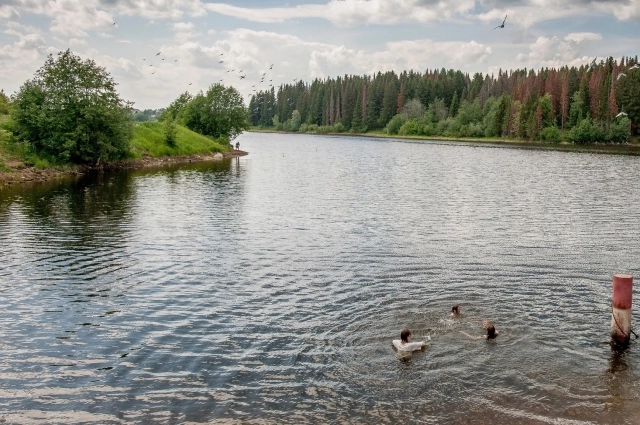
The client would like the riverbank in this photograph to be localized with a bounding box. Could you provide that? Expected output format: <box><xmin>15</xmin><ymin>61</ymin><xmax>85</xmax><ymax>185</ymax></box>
<box><xmin>0</xmin><ymin>121</ymin><xmax>248</xmax><ymax>189</ymax></box>
<box><xmin>0</xmin><ymin>150</ymin><xmax>247</xmax><ymax>189</ymax></box>
<box><xmin>249</xmin><ymin>128</ymin><xmax>640</xmax><ymax>156</ymax></box>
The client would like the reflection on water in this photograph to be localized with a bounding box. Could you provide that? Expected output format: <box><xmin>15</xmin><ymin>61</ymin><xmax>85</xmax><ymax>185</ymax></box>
<box><xmin>1</xmin><ymin>133</ymin><xmax>640</xmax><ymax>424</ymax></box>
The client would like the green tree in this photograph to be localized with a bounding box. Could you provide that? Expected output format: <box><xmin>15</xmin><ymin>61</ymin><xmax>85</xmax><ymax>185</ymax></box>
<box><xmin>0</xmin><ymin>90</ymin><xmax>10</xmax><ymax>115</ymax></box>
<box><xmin>290</xmin><ymin>109</ymin><xmax>301</xmax><ymax>131</ymax></box>
<box><xmin>161</xmin><ymin>92</ymin><xmax>193</xmax><ymax>122</ymax></box>
<box><xmin>181</xmin><ymin>84</ymin><xmax>249</xmax><ymax>140</ymax></box>
<box><xmin>163</xmin><ymin>118</ymin><xmax>178</xmax><ymax>147</ymax></box>
<box><xmin>12</xmin><ymin>50</ymin><xmax>133</xmax><ymax>164</ymax></box>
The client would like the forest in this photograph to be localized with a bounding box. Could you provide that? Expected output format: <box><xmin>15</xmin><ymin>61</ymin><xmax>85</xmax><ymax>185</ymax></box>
<box><xmin>248</xmin><ymin>56</ymin><xmax>640</xmax><ymax>144</ymax></box>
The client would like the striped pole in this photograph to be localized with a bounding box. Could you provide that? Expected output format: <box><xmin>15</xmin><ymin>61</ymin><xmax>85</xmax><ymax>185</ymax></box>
<box><xmin>611</xmin><ymin>274</ymin><xmax>633</xmax><ymax>346</ymax></box>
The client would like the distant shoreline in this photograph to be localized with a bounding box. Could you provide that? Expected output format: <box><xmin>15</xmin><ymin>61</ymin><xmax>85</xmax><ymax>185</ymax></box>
<box><xmin>0</xmin><ymin>150</ymin><xmax>247</xmax><ymax>189</ymax></box>
<box><xmin>248</xmin><ymin>129</ymin><xmax>640</xmax><ymax>156</ymax></box>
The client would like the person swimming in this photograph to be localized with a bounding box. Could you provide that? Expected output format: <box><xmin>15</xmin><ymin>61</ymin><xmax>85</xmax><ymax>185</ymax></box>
<box><xmin>392</xmin><ymin>328</ymin><xmax>427</xmax><ymax>352</ymax></box>
<box><xmin>460</xmin><ymin>320</ymin><xmax>499</xmax><ymax>340</ymax></box>
<box><xmin>450</xmin><ymin>304</ymin><xmax>461</xmax><ymax>317</ymax></box>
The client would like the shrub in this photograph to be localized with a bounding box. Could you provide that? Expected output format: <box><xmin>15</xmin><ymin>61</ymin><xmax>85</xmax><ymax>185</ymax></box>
<box><xmin>608</xmin><ymin>117</ymin><xmax>631</xmax><ymax>144</ymax></box>
<box><xmin>568</xmin><ymin>118</ymin><xmax>604</xmax><ymax>144</ymax></box>
<box><xmin>540</xmin><ymin>126</ymin><xmax>561</xmax><ymax>143</ymax></box>
<box><xmin>398</xmin><ymin>119</ymin><xmax>422</xmax><ymax>135</ymax></box>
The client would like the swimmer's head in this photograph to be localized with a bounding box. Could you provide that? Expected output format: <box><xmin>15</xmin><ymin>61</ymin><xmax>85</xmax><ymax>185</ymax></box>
<box><xmin>401</xmin><ymin>328</ymin><xmax>412</xmax><ymax>343</ymax></box>
<box><xmin>452</xmin><ymin>305</ymin><xmax>460</xmax><ymax>315</ymax></box>
<box><xmin>485</xmin><ymin>323</ymin><xmax>497</xmax><ymax>339</ymax></box>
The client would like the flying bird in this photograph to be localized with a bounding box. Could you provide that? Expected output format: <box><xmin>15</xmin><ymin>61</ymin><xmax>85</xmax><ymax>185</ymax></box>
<box><xmin>617</xmin><ymin>73</ymin><xmax>627</xmax><ymax>81</ymax></box>
<box><xmin>492</xmin><ymin>15</ymin><xmax>507</xmax><ymax>30</ymax></box>
<box><xmin>143</xmin><ymin>59</ymin><xmax>146</xmax><ymax>61</ymax></box>
<box><xmin>189</xmin><ymin>83</ymin><xmax>192</xmax><ymax>85</ymax></box>
<box><xmin>162</xmin><ymin>58</ymin><xmax>165</xmax><ymax>61</ymax></box>
<box><xmin>219</xmin><ymin>60</ymin><xmax>224</xmax><ymax>63</ymax></box>
<box><xmin>156</xmin><ymin>52</ymin><xmax>161</xmax><ymax>56</ymax></box>
<box><xmin>113</xmin><ymin>22</ymin><xmax>117</xmax><ymax>26</ymax></box>
<box><xmin>615</xmin><ymin>112</ymin><xmax>628</xmax><ymax>118</ymax></box>
<box><xmin>240</xmin><ymin>75</ymin><xmax>246</xmax><ymax>80</ymax></box>
<box><xmin>174</xmin><ymin>59</ymin><xmax>178</xmax><ymax>62</ymax></box>
<box><xmin>220</xmin><ymin>53</ymin><xmax>224</xmax><ymax>56</ymax></box>
<box><xmin>151</xmin><ymin>72</ymin><xmax>155</xmax><ymax>74</ymax></box>
<box><xmin>294</xmin><ymin>78</ymin><xmax>297</xmax><ymax>82</ymax></box>
<box><xmin>270</xmin><ymin>64</ymin><xmax>273</xmax><ymax>69</ymax></box>
<box><xmin>239</xmin><ymin>70</ymin><xmax>243</xmax><ymax>73</ymax></box>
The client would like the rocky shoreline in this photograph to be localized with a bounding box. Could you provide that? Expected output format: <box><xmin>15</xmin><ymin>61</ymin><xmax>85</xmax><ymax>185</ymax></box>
<box><xmin>0</xmin><ymin>150</ymin><xmax>247</xmax><ymax>189</ymax></box>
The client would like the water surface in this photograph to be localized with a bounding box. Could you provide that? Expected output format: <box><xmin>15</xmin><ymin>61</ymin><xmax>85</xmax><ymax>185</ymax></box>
<box><xmin>1</xmin><ymin>133</ymin><xmax>640</xmax><ymax>424</ymax></box>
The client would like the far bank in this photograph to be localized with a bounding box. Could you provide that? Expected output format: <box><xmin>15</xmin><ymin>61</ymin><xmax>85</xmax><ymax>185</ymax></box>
<box><xmin>248</xmin><ymin>128</ymin><xmax>640</xmax><ymax>156</ymax></box>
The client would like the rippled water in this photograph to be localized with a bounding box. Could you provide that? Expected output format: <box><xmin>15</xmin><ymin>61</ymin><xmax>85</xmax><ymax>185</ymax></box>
<box><xmin>2</xmin><ymin>133</ymin><xmax>640</xmax><ymax>424</ymax></box>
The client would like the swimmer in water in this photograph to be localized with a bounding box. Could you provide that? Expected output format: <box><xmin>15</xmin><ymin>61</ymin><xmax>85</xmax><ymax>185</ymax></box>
<box><xmin>460</xmin><ymin>320</ymin><xmax>499</xmax><ymax>340</ymax></box>
<box><xmin>450</xmin><ymin>304</ymin><xmax>460</xmax><ymax>317</ymax></box>
<box><xmin>392</xmin><ymin>328</ymin><xmax>427</xmax><ymax>352</ymax></box>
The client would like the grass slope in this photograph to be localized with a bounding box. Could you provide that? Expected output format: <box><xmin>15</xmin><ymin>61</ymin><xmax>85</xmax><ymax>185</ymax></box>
<box><xmin>130</xmin><ymin>122</ymin><xmax>230</xmax><ymax>158</ymax></box>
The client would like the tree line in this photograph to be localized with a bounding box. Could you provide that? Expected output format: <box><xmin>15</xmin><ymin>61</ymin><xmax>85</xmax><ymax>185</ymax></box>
<box><xmin>249</xmin><ymin>56</ymin><xmax>640</xmax><ymax>144</ymax></box>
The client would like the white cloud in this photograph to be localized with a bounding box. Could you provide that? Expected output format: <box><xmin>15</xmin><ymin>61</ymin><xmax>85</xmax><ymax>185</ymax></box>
<box><xmin>564</xmin><ymin>32</ymin><xmax>602</xmax><ymax>43</ymax></box>
<box><xmin>98</xmin><ymin>32</ymin><xmax>114</xmax><ymax>38</ymax></box>
<box><xmin>510</xmin><ymin>31</ymin><xmax>601</xmax><ymax>70</ymax></box>
<box><xmin>69</xmin><ymin>38</ymin><xmax>87</xmax><ymax>46</ymax></box>
<box><xmin>205</xmin><ymin>0</ymin><xmax>476</xmax><ymax>25</ymax></box>
<box><xmin>172</xmin><ymin>21</ymin><xmax>194</xmax><ymax>32</ymax></box>
<box><xmin>117</xmin><ymin>39</ymin><xmax>132</xmax><ymax>44</ymax></box>
<box><xmin>0</xmin><ymin>5</ymin><xmax>20</xmax><ymax>20</ymax></box>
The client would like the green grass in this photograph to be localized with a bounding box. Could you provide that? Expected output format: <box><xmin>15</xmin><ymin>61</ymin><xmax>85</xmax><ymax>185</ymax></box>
<box><xmin>130</xmin><ymin>122</ymin><xmax>230</xmax><ymax>158</ymax></box>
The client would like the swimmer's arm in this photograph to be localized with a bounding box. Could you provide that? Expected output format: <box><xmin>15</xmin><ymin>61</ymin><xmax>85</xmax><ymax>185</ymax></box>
<box><xmin>459</xmin><ymin>331</ymin><xmax>484</xmax><ymax>340</ymax></box>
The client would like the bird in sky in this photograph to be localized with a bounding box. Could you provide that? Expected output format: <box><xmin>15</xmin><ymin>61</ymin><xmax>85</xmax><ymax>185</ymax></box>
<box><xmin>151</xmin><ymin>72</ymin><xmax>155</xmax><ymax>74</ymax></box>
<box><xmin>219</xmin><ymin>60</ymin><xmax>224</xmax><ymax>63</ymax></box>
<box><xmin>492</xmin><ymin>15</ymin><xmax>507</xmax><ymax>30</ymax></box>
<box><xmin>174</xmin><ymin>59</ymin><xmax>178</xmax><ymax>62</ymax></box>
<box><xmin>294</xmin><ymin>78</ymin><xmax>297</xmax><ymax>82</ymax></box>
<box><xmin>143</xmin><ymin>59</ymin><xmax>146</xmax><ymax>61</ymax></box>
<box><xmin>156</xmin><ymin>52</ymin><xmax>161</xmax><ymax>56</ymax></box>
<box><xmin>617</xmin><ymin>73</ymin><xmax>627</xmax><ymax>80</ymax></box>
<box><xmin>150</xmin><ymin>65</ymin><xmax>153</xmax><ymax>67</ymax></box>
<box><xmin>240</xmin><ymin>75</ymin><xmax>246</xmax><ymax>80</ymax></box>
<box><xmin>189</xmin><ymin>83</ymin><xmax>193</xmax><ymax>85</ymax></box>
<box><xmin>615</xmin><ymin>112</ymin><xmax>628</xmax><ymax>118</ymax></box>
<box><xmin>220</xmin><ymin>53</ymin><xmax>224</xmax><ymax>56</ymax></box>
<box><xmin>231</xmin><ymin>69</ymin><xmax>235</xmax><ymax>72</ymax></box>
<box><xmin>270</xmin><ymin>64</ymin><xmax>273</xmax><ymax>69</ymax></box>
<box><xmin>162</xmin><ymin>58</ymin><xmax>165</xmax><ymax>61</ymax></box>
<box><xmin>113</xmin><ymin>22</ymin><xmax>117</xmax><ymax>26</ymax></box>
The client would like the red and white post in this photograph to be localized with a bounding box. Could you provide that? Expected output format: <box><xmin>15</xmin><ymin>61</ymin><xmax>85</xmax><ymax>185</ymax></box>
<box><xmin>611</xmin><ymin>274</ymin><xmax>633</xmax><ymax>346</ymax></box>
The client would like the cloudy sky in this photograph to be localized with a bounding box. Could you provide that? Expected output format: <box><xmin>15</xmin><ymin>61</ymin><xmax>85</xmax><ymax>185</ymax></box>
<box><xmin>0</xmin><ymin>0</ymin><xmax>639</xmax><ymax>109</ymax></box>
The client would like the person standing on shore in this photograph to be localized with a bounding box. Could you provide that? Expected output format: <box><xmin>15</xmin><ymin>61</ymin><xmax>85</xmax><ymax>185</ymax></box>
<box><xmin>235</xmin><ymin>141</ymin><xmax>240</xmax><ymax>150</ymax></box>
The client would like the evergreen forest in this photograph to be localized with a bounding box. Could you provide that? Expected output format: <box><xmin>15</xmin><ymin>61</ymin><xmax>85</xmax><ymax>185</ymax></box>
<box><xmin>248</xmin><ymin>56</ymin><xmax>640</xmax><ymax>144</ymax></box>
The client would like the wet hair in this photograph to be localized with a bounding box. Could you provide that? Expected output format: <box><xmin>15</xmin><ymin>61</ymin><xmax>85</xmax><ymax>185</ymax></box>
<box><xmin>486</xmin><ymin>324</ymin><xmax>497</xmax><ymax>339</ymax></box>
<box><xmin>400</xmin><ymin>328</ymin><xmax>412</xmax><ymax>343</ymax></box>
<box><xmin>452</xmin><ymin>305</ymin><xmax>460</xmax><ymax>314</ymax></box>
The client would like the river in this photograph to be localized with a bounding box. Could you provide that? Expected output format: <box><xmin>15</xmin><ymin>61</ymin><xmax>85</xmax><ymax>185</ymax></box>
<box><xmin>1</xmin><ymin>132</ymin><xmax>640</xmax><ymax>424</ymax></box>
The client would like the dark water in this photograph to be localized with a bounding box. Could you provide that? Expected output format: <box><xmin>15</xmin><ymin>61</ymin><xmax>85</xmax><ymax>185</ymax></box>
<box><xmin>1</xmin><ymin>133</ymin><xmax>640</xmax><ymax>424</ymax></box>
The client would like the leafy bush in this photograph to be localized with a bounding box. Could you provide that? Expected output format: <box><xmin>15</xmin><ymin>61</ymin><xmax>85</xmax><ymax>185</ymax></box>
<box><xmin>398</xmin><ymin>119</ymin><xmax>422</xmax><ymax>136</ymax></box>
<box><xmin>12</xmin><ymin>50</ymin><xmax>133</xmax><ymax>164</ymax></box>
<box><xmin>385</xmin><ymin>114</ymin><xmax>406</xmax><ymax>135</ymax></box>
<box><xmin>568</xmin><ymin>118</ymin><xmax>605</xmax><ymax>144</ymax></box>
<box><xmin>163</xmin><ymin>118</ymin><xmax>178</xmax><ymax>147</ymax></box>
<box><xmin>540</xmin><ymin>126</ymin><xmax>561</xmax><ymax>143</ymax></box>
<box><xmin>608</xmin><ymin>117</ymin><xmax>631</xmax><ymax>144</ymax></box>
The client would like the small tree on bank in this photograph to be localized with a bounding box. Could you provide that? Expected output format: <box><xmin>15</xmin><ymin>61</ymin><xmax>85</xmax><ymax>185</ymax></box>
<box><xmin>12</xmin><ymin>50</ymin><xmax>133</xmax><ymax>164</ymax></box>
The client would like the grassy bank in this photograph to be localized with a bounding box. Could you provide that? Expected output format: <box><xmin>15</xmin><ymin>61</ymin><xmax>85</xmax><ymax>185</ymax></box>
<box><xmin>0</xmin><ymin>120</ymin><xmax>234</xmax><ymax>188</ymax></box>
<box><xmin>130</xmin><ymin>122</ymin><xmax>229</xmax><ymax>158</ymax></box>
<box><xmin>249</xmin><ymin>127</ymin><xmax>640</xmax><ymax>156</ymax></box>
